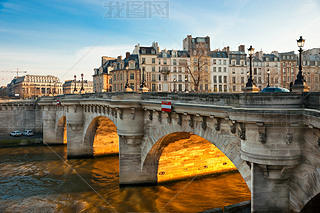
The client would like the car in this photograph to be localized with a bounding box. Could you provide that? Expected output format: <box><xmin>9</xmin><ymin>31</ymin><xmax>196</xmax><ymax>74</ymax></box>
<box><xmin>22</xmin><ymin>130</ymin><xmax>34</xmax><ymax>136</ymax></box>
<box><xmin>10</xmin><ymin>131</ymin><xmax>22</xmax><ymax>137</ymax></box>
<box><xmin>260</xmin><ymin>87</ymin><xmax>290</xmax><ymax>93</ymax></box>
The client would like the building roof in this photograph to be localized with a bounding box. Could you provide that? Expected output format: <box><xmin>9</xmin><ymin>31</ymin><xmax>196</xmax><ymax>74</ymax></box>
<box><xmin>211</xmin><ymin>51</ymin><xmax>228</xmax><ymax>58</ymax></box>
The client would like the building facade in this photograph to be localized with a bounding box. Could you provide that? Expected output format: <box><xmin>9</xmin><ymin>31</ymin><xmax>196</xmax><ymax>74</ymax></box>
<box><xmin>7</xmin><ymin>75</ymin><xmax>63</xmax><ymax>98</ymax></box>
<box><xmin>63</xmin><ymin>80</ymin><xmax>93</xmax><ymax>94</ymax></box>
<box><xmin>229</xmin><ymin>48</ymin><xmax>247</xmax><ymax>92</ymax></box>
<box><xmin>211</xmin><ymin>51</ymin><xmax>229</xmax><ymax>92</ymax></box>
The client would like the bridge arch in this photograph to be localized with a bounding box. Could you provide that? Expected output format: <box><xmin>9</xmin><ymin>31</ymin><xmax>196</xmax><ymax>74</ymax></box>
<box><xmin>56</xmin><ymin>116</ymin><xmax>67</xmax><ymax>144</ymax></box>
<box><xmin>141</xmin><ymin>122</ymin><xmax>251</xmax><ymax>190</ymax></box>
<box><xmin>83</xmin><ymin>116</ymin><xmax>119</xmax><ymax>157</ymax></box>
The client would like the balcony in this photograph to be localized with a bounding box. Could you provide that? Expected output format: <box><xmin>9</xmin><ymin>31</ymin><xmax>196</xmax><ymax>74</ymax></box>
<box><xmin>161</xmin><ymin>69</ymin><xmax>170</xmax><ymax>74</ymax></box>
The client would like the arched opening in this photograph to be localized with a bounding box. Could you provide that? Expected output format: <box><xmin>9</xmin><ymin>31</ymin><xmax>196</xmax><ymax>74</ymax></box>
<box><xmin>84</xmin><ymin>116</ymin><xmax>119</xmax><ymax>157</ymax></box>
<box><xmin>56</xmin><ymin>116</ymin><xmax>67</xmax><ymax>144</ymax></box>
<box><xmin>143</xmin><ymin>132</ymin><xmax>248</xmax><ymax>184</ymax></box>
<box><xmin>301</xmin><ymin>193</ymin><xmax>320</xmax><ymax>213</ymax></box>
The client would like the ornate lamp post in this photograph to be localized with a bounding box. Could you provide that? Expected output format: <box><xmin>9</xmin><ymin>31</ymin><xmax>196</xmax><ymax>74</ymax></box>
<box><xmin>73</xmin><ymin>75</ymin><xmax>77</xmax><ymax>93</ymax></box>
<box><xmin>139</xmin><ymin>62</ymin><xmax>149</xmax><ymax>92</ymax></box>
<box><xmin>292</xmin><ymin>36</ymin><xmax>310</xmax><ymax>92</ymax></box>
<box><xmin>185</xmin><ymin>76</ymin><xmax>188</xmax><ymax>93</ymax></box>
<box><xmin>243</xmin><ymin>45</ymin><xmax>259</xmax><ymax>93</ymax></box>
<box><xmin>267</xmin><ymin>69</ymin><xmax>270</xmax><ymax>87</ymax></box>
<box><xmin>80</xmin><ymin>73</ymin><xmax>84</xmax><ymax>93</ymax></box>
<box><xmin>247</xmin><ymin>46</ymin><xmax>254</xmax><ymax>87</ymax></box>
<box><xmin>125</xmin><ymin>66</ymin><xmax>133</xmax><ymax>92</ymax></box>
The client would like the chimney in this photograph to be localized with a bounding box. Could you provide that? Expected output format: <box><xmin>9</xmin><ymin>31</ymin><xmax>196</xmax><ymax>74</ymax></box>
<box><xmin>117</xmin><ymin>55</ymin><xmax>122</xmax><ymax>62</ymax></box>
<box><xmin>125</xmin><ymin>52</ymin><xmax>130</xmax><ymax>60</ymax></box>
<box><xmin>238</xmin><ymin>45</ymin><xmax>245</xmax><ymax>52</ymax></box>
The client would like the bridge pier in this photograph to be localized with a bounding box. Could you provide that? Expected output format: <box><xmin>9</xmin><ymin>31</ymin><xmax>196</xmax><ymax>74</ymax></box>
<box><xmin>241</xmin><ymin>123</ymin><xmax>302</xmax><ymax>213</ymax></box>
<box><xmin>65</xmin><ymin>104</ymin><xmax>92</xmax><ymax>158</ymax></box>
<box><xmin>42</xmin><ymin>106</ymin><xmax>60</xmax><ymax>144</ymax></box>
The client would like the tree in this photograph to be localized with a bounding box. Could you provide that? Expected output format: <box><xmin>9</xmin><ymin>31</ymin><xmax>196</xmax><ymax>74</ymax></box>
<box><xmin>185</xmin><ymin>44</ymin><xmax>210</xmax><ymax>92</ymax></box>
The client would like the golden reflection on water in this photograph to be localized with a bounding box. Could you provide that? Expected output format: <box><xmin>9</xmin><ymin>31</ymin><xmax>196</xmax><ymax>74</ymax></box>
<box><xmin>0</xmin><ymin>146</ymin><xmax>250</xmax><ymax>213</ymax></box>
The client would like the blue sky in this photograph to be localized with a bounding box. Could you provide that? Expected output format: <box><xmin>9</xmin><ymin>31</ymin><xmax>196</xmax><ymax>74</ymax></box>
<box><xmin>0</xmin><ymin>0</ymin><xmax>320</xmax><ymax>86</ymax></box>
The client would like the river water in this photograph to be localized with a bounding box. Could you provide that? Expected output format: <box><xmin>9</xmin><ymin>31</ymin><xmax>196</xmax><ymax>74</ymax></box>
<box><xmin>0</xmin><ymin>145</ymin><xmax>250</xmax><ymax>213</ymax></box>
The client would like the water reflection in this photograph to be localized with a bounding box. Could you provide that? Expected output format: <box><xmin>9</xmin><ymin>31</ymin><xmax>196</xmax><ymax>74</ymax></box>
<box><xmin>0</xmin><ymin>146</ymin><xmax>250</xmax><ymax>212</ymax></box>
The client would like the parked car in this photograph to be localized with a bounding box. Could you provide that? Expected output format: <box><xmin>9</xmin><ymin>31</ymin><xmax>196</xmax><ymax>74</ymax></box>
<box><xmin>10</xmin><ymin>131</ymin><xmax>22</xmax><ymax>137</ymax></box>
<box><xmin>22</xmin><ymin>130</ymin><xmax>34</xmax><ymax>136</ymax></box>
<box><xmin>260</xmin><ymin>87</ymin><xmax>290</xmax><ymax>93</ymax></box>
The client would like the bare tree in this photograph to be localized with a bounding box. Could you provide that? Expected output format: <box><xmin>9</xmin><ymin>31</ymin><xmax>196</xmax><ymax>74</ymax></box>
<box><xmin>185</xmin><ymin>44</ymin><xmax>209</xmax><ymax>92</ymax></box>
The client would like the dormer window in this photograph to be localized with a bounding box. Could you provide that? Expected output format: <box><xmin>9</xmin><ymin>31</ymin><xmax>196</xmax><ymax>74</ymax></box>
<box><xmin>142</xmin><ymin>49</ymin><xmax>146</xmax><ymax>54</ymax></box>
<box><xmin>151</xmin><ymin>50</ymin><xmax>155</xmax><ymax>54</ymax></box>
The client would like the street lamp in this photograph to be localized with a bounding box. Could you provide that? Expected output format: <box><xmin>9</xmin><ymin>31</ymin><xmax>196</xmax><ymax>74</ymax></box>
<box><xmin>80</xmin><ymin>73</ymin><xmax>84</xmax><ymax>92</ymax></box>
<box><xmin>173</xmin><ymin>78</ymin><xmax>177</xmax><ymax>93</ymax></box>
<box><xmin>267</xmin><ymin>69</ymin><xmax>270</xmax><ymax>87</ymax></box>
<box><xmin>140</xmin><ymin>62</ymin><xmax>146</xmax><ymax>88</ymax></box>
<box><xmin>73</xmin><ymin>75</ymin><xmax>77</xmax><ymax>93</ymax></box>
<box><xmin>292</xmin><ymin>36</ymin><xmax>310</xmax><ymax>92</ymax></box>
<box><xmin>185</xmin><ymin>76</ymin><xmax>188</xmax><ymax>92</ymax></box>
<box><xmin>294</xmin><ymin>36</ymin><xmax>306</xmax><ymax>85</ymax></box>
<box><xmin>246</xmin><ymin>45</ymin><xmax>254</xmax><ymax>87</ymax></box>
<box><xmin>139</xmin><ymin>62</ymin><xmax>149</xmax><ymax>92</ymax></box>
<box><xmin>125</xmin><ymin>66</ymin><xmax>133</xmax><ymax>92</ymax></box>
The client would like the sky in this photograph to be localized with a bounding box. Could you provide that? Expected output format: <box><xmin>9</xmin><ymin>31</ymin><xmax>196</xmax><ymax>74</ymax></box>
<box><xmin>0</xmin><ymin>0</ymin><xmax>320</xmax><ymax>86</ymax></box>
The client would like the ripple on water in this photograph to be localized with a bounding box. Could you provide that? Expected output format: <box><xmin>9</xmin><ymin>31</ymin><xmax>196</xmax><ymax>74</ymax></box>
<box><xmin>0</xmin><ymin>146</ymin><xmax>250</xmax><ymax>212</ymax></box>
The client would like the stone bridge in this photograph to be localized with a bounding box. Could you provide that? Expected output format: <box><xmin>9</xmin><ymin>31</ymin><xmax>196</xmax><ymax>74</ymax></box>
<box><xmin>1</xmin><ymin>92</ymin><xmax>320</xmax><ymax>212</ymax></box>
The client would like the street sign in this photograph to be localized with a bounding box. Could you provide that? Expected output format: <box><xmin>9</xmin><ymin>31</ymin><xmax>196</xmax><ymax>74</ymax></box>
<box><xmin>161</xmin><ymin>101</ymin><xmax>171</xmax><ymax>112</ymax></box>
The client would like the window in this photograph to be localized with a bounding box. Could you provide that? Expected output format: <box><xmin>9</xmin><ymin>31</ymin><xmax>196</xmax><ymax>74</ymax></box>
<box><xmin>173</xmin><ymin>59</ymin><xmax>176</xmax><ymax>65</ymax></box>
<box><xmin>152</xmin><ymin>58</ymin><xmax>155</xmax><ymax>64</ymax></box>
<box><xmin>163</xmin><ymin>75</ymin><xmax>167</xmax><ymax>81</ymax></box>
<box><xmin>179</xmin><ymin>84</ymin><xmax>183</xmax><ymax>91</ymax></box>
<box><xmin>158</xmin><ymin>75</ymin><xmax>161</xmax><ymax>81</ymax></box>
<box><xmin>223</xmin><ymin>60</ymin><xmax>226</xmax><ymax>65</ymax></box>
<box><xmin>152</xmin><ymin>66</ymin><xmax>155</xmax><ymax>72</ymax></box>
<box><xmin>233</xmin><ymin>86</ymin><xmax>236</xmax><ymax>91</ymax></box>
<box><xmin>218</xmin><ymin>60</ymin><xmax>221</xmax><ymax>65</ymax></box>
<box><xmin>130</xmin><ymin>83</ymin><xmax>134</xmax><ymax>90</ymax></box>
<box><xmin>152</xmin><ymin>84</ymin><xmax>156</xmax><ymax>91</ymax></box>
<box><xmin>213</xmin><ymin>59</ymin><xmax>216</xmax><ymax>64</ymax></box>
<box><xmin>218</xmin><ymin>67</ymin><xmax>221</xmax><ymax>72</ymax></box>
<box><xmin>213</xmin><ymin>67</ymin><xmax>216</xmax><ymax>72</ymax></box>
<box><xmin>241</xmin><ymin>77</ymin><xmax>244</xmax><ymax>83</ymax></box>
<box><xmin>158</xmin><ymin>84</ymin><xmax>162</xmax><ymax>91</ymax></box>
<box><xmin>224</xmin><ymin>76</ymin><xmax>227</xmax><ymax>83</ymax></box>
<box><xmin>142</xmin><ymin>58</ymin><xmax>145</xmax><ymax>63</ymax></box>
<box><xmin>232</xmin><ymin>68</ymin><xmax>235</xmax><ymax>74</ymax></box>
<box><xmin>152</xmin><ymin>74</ymin><xmax>156</xmax><ymax>81</ymax></box>
<box><xmin>130</xmin><ymin>73</ymin><xmax>134</xmax><ymax>79</ymax></box>
<box><xmin>205</xmin><ymin>84</ymin><xmax>208</xmax><ymax>91</ymax></box>
<box><xmin>163</xmin><ymin>59</ymin><xmax>167</xmax><ymax>65</ymax></box>
<box><xmin>224</xmin><ymin>67</ymin><xmax>226</xmax><ymax>72</ymax></box>
<box><xmin>219</xmin><ymin>85</ymin><xmax>222</xmax><ymax>92</ymax></box>
<box><xmin>213</xmin><ymin>76</ymin><xmax>217</xmax><ymax>83</ymax></box>
<box><xmin>219</xmin><ymin>76</ymin><xmax>222</xmax><ymax>83</ymax></box>
<box><xmin>224</xmin><ymin>85</ymin><xmax>227</xmax><ymax>92</ymax></box>
<box><xmin>232</xmin><ymin>77</ymin><xmax>236</xmax><ymax>84</ymax></box>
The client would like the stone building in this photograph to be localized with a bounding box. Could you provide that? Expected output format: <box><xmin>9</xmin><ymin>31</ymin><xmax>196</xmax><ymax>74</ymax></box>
<box><xmin>229</xmin><ymin>47</ymin><xmax>247</xmax><ymax>92</ymax></box>
<box><xmin>183</xmin><ymin>35</ymin><xmax>211</xmax><ymax>52</ymax></box>
<box><xmin>262</xmin><ymin>53</ymin><xmax>281</xmax><ymax>88</ymax></box>
<box><xmin>7</xmin><ymin>75</ymin><xmax>63</xmax><ymax>98</ymax></box>
<box><xmin>211</xmin><ymin>51</ymin><xmax>229</xmax><ymax>92</ymax></box>
<box><xmin>93</xmin><ymin>56</ymin><xmax>115</xmax><ymax>92</ymax></box>
<box><xmin>135</xmin><ymin>42</ymin><xmax>159</xmax><ymax>92</ymax></box>
<box><xmin>279</xmin><ymin>51</ymin><xmax>298</xmax><ymax>90</ymax></box>
<box><xmin>168</xmin><ymin>50</ymin><xmax>190</xmax><ymax>92</ymax></box>
<box><xmin>63</xmin><ymin>80</ymin><xmax>93</xmax><ymax>94</ymax></box>
<box><xmin>110</xmin><ymin>54</ymin><xmax>141</xmax><ymax>92</ymax></box>
<box><xmin>302</xmin><ymin>48</ymin><xmax>320</xmax><ymax>91</ymax></box>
